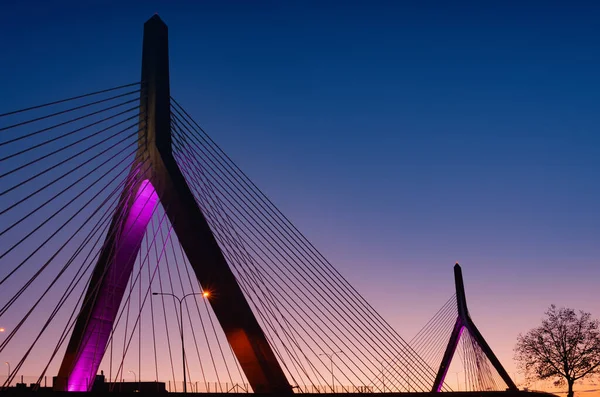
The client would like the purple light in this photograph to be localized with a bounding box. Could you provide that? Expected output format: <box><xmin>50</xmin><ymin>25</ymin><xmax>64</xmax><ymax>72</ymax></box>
<box><xmin>436</xmin><ymin>323</ymin><xmax>464</xmax><ymax>392</ymax></box>
<box><xmin>67</xmin><ymin>180</ymin><xmax>158</xmax><ymax>391</ymax></box>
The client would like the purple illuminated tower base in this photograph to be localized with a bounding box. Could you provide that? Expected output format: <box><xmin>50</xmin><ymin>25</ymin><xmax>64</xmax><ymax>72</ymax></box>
<box><xmin>58</xmin><ymin>180</ymin><xmax>157</xmax><ymax>391</ymax></box>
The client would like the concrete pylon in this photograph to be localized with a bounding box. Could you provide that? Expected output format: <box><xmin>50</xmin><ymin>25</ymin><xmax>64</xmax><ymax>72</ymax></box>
<box><xmin>431</xmin><ymin>263</ymin><xmax>517</xmax><ymax>392</ymax></box>
<box><xmin>54</xmin><ymin>15</ymin><xmax>291</xmax><ymax>394</ymax></box>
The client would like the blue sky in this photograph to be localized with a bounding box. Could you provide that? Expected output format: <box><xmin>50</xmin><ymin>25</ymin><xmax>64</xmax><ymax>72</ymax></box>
<box><xmin>1</xmin><ymin>0</ymin><xmax>599</xmax><ymax>385</ymax></box>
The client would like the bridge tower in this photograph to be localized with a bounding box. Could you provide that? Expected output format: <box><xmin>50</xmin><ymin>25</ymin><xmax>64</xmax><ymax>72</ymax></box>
<box><xmin>53</xmin><ymin>15</ymin><xmax>292</xmax><ymax>394</ymax></box>
<box><xmin>431</xmin><ymin>264</ymin><xmax>518</xmax><ymax>392</ymax></box>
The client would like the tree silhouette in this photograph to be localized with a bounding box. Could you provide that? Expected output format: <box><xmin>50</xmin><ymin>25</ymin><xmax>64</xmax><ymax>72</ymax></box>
<box><xmin>515</xmin><ymin>305</ymin><xmax>600</xmax><ymax>397</ymax></box>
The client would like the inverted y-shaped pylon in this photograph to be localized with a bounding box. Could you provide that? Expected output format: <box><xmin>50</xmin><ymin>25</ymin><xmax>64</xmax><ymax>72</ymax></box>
<box><xmin>53</xmin><ymin>15</ymin><xmax>291</xmax><ymax>394</ymax></box>
<box><xmin>432</xmin><ymin>264</ymin><xmax>518</xmax><ymax>392</ymax></box>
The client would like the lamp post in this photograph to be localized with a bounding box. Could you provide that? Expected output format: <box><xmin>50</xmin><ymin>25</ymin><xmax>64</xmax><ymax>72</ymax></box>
<box><xmin>128</xmin><ymin>370</ymin><xmax>137</xmax><ymax>383</ymax></box>
<box><xmin>153</xmin><ymin>291</ymin><xmax>209</xmax><ymax>393</ymax></box>
<box><xmin>319</xmin><ymin>351</ymin><xmax>342</xmax><ymax>393</ymax></box>
<box><xmin>455</xmin><ymin>372</ymin><xmax>460</xmax><ymax>390</ymax></box>
<box><xmin>4</xmin><ymin>362</ymin><xmax>9</xmax><ymax>378</ymax></box>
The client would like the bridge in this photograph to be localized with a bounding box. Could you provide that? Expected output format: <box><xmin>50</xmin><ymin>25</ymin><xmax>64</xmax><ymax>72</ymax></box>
<box><xmin>0</xmin><ymin>15</ymin><xmax>552</xmax><ymax>397</ymax></box>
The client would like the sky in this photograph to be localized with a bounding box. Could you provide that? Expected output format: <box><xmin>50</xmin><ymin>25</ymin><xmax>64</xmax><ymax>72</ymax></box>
<box><xmin>1</xmin><ymin>0</ymin><xmax>599</xmax><ymax>393</ymax></box>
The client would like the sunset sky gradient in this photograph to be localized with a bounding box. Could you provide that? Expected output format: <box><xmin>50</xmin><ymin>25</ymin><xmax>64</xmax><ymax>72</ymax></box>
<box><xmin>1</xmin><ymin>1</ymin><xmax>599</xmax><ymax>394</ymax></box>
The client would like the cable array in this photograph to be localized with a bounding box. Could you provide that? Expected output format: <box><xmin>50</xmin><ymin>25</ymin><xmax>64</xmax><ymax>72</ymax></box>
<box><xmin>0</xmin><ymin>82</ymin><xmax>143</xmax><ymax>388</ymax></box>
<box><xmin>0</xmin><ymin>84</ymin><xmax>250</xmax><ymax>392</ymax></box>
<box><xmin>1</xmin><ymin>83</ymin><xmax>479</xmax><ymax>393</ymax></box>
<box><xmin>409</xmin><ymin>295</ymin><xmax>458</xmax><ymax>374</ymax></box>
<box><xmin>409</xmin><ymin>294</ymin><xmax>509</xmax><ymax>392</ymax></box>
<box><xmin>99</xmin><ymin>199</ymin><xmax>250</xmax><ymax>393</ymax></box>
<box><xmin>456</xmin><ymin>326</ymin><xmax>509</xmax><ymax>391</ymax></box>
<box><xmin>169</xmin><ymin>98</ymin><xmax>449</xmax><ymax>393</ymax></box>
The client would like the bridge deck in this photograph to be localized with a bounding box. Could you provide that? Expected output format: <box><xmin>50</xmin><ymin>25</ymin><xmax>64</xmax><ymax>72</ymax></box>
<box><xmin>0</xmin><ymin>392</ymin><xmax>558</xmax><ymax>397</ymax></box>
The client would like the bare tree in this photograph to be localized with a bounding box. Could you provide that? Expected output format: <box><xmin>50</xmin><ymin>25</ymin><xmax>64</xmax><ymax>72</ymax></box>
<box><xmin>514</xmin><ymin>305</ymin><xmax>600</xmax><ymax>397</ymax></box>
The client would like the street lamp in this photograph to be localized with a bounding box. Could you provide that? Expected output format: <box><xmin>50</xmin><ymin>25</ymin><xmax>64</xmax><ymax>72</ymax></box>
<box><xmin>128</xmin><ymin>370</ymin><xmax>137</xmax><ymax>383</ymax></box>
<box><xmin>152</xmin><ymin>291</ymin><xmax>209</xmax><ymax>393</ymax></box>
<box><xmin>4</xmin><ymin>362</ymin><xmax>9</xmax><ymax>378</ymax></box>
<box><xmin>319</xmin><ymin>351</ymin><xmax>342</xmax><ymax>393</ymax></box>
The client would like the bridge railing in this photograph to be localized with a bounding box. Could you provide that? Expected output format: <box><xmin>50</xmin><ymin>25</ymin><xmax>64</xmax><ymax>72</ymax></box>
<box><xmin>0</xmin><ymin>375</ymin><xmax>52</xmax><ymax>389</ymax></box>
<box><xmin>0</xmin><ymin>375</ymin><xmax>376</xmax><ymax>393</ymax></box>
<box><xmin>163</xmin><ymin>382</ymin><xmax>378</xmax><ymax>393</ymax></box>
<box><xmin>163</xmin><ymin>381</ymin><xmax>251</xmax><ymax>393</ymax></box>
<box><xmin>164</xmin><ymin>382</ymin><xmax>375</xmax><ymax>393</ymax></box>
<box><xmin>294</xmin><ymin>385</ymin><xmax>376</xmax><ymax>393</ymax></box>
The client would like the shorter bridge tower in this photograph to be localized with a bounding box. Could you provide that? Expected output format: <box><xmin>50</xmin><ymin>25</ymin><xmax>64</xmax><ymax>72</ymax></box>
<box><xmin>432</xmin><ymin>263</ymin><xmax>518</xmax><ymax>392</ymax></box>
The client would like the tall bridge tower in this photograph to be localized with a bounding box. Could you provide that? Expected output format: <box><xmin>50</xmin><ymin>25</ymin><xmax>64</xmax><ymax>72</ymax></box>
<box><xmin>53</xmin><ymin>15</ymin><xmax>292</xmax><ymax>394</ymax></box>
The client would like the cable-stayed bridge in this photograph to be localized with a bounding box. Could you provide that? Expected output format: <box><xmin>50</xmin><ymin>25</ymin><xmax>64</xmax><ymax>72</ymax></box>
<box><xmin>0</xmin><ymin>15</ymin><xmax>551</xmax><ymax>396</ymax></box>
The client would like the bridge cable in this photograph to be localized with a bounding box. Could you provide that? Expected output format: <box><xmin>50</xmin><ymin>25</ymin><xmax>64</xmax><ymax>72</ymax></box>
<box><xmin>171</xmin><ymin>132</ymin><xmax>382</xmax><ymax>390</ymax></box>
<box><xmin>109</xmin><ymin>206</ymin><xmax>174</xmax><ymax>390</ymax></box>
<box><xmin>1</xmin><ymin>105</ymin><xmax>139</xmax><ymax>162</ymax></box>
<box><xmin>170</xmin><ymin>131</ymin><xmax>314</xmax><ymax>389</ymax></box>
<box><xmin>170</xmin><ymin>97</ymin><xmax>443</xmax><ymax>387</ymax></box>
<box><xmin>171</xmin><ymin>123</ymin><xmax>400</xmax><ymax>390</ymax></box>
<box><xmin>0</xmin><ymin>89</ymin><xmax>140</xmax><ymax>134</ymax></box>
<box><xmin>0</xmin><ymin>126</ymin><xmax>143</xmax><ymax>287</ymax></box>
<box><xmin>0</xmin><ymin>82</ymin><xmax>140</xmax><ymax>119</ymax></box>
<box><xmin>1</xmin><ymin>118</ymin><xmax>141</xmax><ymax>197</ymax></box>
<box><xmin>172</xmin><ymin>138</ymin><xmax>341</xmax><ymax>389</ymax></box>
<box><xmin>171</xmin><ymin>120</ymin><xmax>392</xmax><ymax>384</ymax></box>
<box><xmin>31</xmin><ymin>158</ymin><xmax>152</xmax><ymax>387</ymax></box>
<box><xmin>169</xmin><ymin>116</ymin><xmax>436</xmax><ymax>392</ymax></box>
<box><xmin>0</xmin><ymin>144</ymin><xmax>145</xmax><ymax>319</ymax></box>
<box><xmin>0</xmin><ymin>155</ymin><xmax>150</xmax><ymax>352</ymax></box>
<box><xmin>169</xmin><ymin>100</ymin><xmax>446</xmax><ymax>392</ymax></box>
<box><xmin>171</xmin><ymin>148</ymin><xmax>414</xmax><ymax>390</ymax></box>
<box><xmin>1</xmin><ymin>157</ymin><xmax>151</xmax><ymax>388</ymax></box>
<box><xmin>0</xmin><ymin>131</ymin><xmax>143</xmax><ymax>238</ymax></box>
